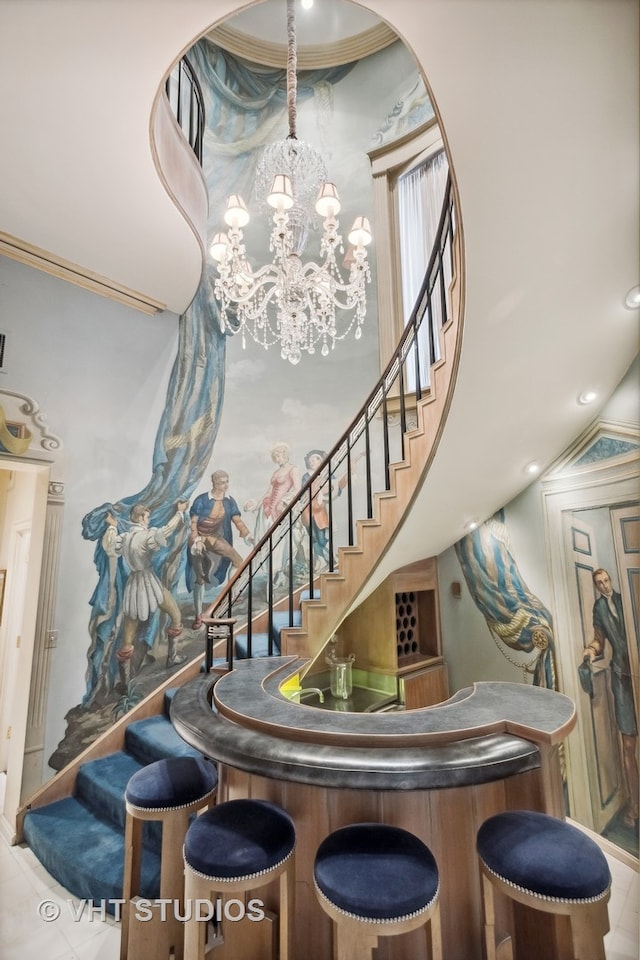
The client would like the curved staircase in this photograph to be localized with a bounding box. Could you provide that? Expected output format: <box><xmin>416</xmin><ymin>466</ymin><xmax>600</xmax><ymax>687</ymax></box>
<box><xmin>17</xmin><ymin>175</ymin><xmax>463</xmax><ymax>912</ymax></box>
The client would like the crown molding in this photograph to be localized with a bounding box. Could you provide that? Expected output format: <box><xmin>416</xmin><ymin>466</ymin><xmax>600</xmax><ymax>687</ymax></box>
<box><xmin>0</xmin><ymin>232</ymin><xmax>165</xmax><ymax>316</ymax></box>
<box><xmin>207</xmin><ymin>22</ymin><xmax>398</xmax><ymax>69</ymax></box>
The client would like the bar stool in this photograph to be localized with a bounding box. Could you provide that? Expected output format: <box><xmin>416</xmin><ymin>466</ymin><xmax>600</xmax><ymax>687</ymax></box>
<box><xmin>121</xmin><ymin>754</ymin><xmax>218</xmax><ymax>960</ymax></box>
<box><xmin>476</xmin><ymin>810</ymin><xmax>611</xmax><ymax>960</ymax></box>
<box><xmin>313</xmin><ymin>822</ymin><xmax>442</xmax><ymax>960</ymax></box>
<box><xmin>183</xmin><ymin>798</ymin><xmax>296</xmax><ymax>960</ymax></box>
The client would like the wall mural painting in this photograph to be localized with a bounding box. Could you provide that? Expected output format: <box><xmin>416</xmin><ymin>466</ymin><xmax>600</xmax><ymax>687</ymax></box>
<box><xmin>46</xmin><ymin>40</ymin><xmax>361</xmax><ymax>770</ymax></box>
<box><xmin>48</xmin><ymin>292</ymin><xmax>229</xmax><ymax>769</ymax></box>
<box><xmin>455</xmin><ymin>509</ymin><xmax>558</xmax><ymax>690</ymax></box>
<box><xmin>583</xmin><ymin>568</ymin><xmax>638</xmax><ymax>828</ymax></box>
<box><xmin>565</xmin><ymin>502</ymin><xmax>639</xmax><ymax>856</ymax></box>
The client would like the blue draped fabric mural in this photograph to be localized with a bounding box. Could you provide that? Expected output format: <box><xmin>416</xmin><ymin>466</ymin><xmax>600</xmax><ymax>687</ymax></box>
<box><xmin>74</xmin><ymin>38</ymin><xmax>355</xmax><ymax>715</ymax></box>
<box><xmin>455</xmin><ymin>510</ymin><xmax>558</xmax><ymax>689</ymax></box>
<box><xmin>80</xmin><ymin>282</ymin><xmax>226</xmax><ymax>705</ymax></box>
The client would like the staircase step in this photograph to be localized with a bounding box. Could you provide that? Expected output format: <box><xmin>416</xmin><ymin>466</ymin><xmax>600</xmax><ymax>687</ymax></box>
<box><xmin>75</xmin><ymin>751</ymin><xmax>143</xmax><ymax>832</ymax></box>
<box><xmin>271</xmin><ymin>610</ymin><xmax>302</xmax><ymax>636</ymax></box>
<box><xmin>74</xmin><ymin>750</ymin><xmax>163</xmax><ymax>849</ymax></box>
<box><xmin>235</xmin><ymin>632</ymin><xmax>278</xmax><ymax>659</ymax></box>
<box><xmin>23</xmin><ymin>797</ymin><xmax>160</xmax><ymax>911</ymax></box>
<box><xmin>124</xmin><ymin>714</ymin><xmax>203</xmax><ymax>766</ymax></box>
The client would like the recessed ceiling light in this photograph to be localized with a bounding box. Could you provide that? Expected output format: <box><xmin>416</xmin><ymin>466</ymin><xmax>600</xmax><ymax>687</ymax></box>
<box><xmin>525</xmin><ymin>461</ymin><xmax>540</xmax><ymax>476</ymax></box>
<box><xmin>578</xmin><ymin>390</ymin><xmax>598</xmax><ymax>405</ymax></box>
<box><xmin>624</xmin><ymin>285</ymin><xmax>640</xmax><ymax>309</ymax></box>
<box><xmin>464</xmin><ymin>520</ymin><xmax>479</xmax><ymax>532</ymax></box>
<box><xmin>301</xmin><ymin>0</ymin><xmax>314</xmax><ymax>8</ymax></box>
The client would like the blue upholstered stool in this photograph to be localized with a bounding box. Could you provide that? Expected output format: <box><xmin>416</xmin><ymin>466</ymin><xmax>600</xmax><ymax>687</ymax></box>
<box><xmin>476</xmin><ymin>810</ymin><xmax>611</xmax><ymax>960</ymax></box>
<box><xmin>121</xmin><ymin>755</ymin><xmax>217</xmax><ymax>960</ymax></box>
<box><xmin>183</xmin><ymin>798</ymin><xmax>296</xmax><ymax>960</ymax></box>
<box><xmin>313</xmin><ymin>823</ymin><xmax>442</xmax><ymax>960</ymax></box>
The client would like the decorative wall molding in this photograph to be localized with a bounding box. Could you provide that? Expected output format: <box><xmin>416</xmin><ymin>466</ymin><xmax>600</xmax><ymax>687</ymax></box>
<box><xmin>0</xmin><ymin>388</ymin><xmax>64</xmax><ymax>475</ymax></box>
<box><xmin>23</xmin><ymin>497</ymin><xmax>65</xmax><ymax>799</ymax></box>
<box><xmin>0</xmin><ymin>232</ymin><xmax>165</xmax><ymax>317</ymax></box>
<box><xmin>208</xmin><ymin>22</ymin><xmax>397</xmax><ymax>69</ymax></box>
<box><xmin>545</xmin><ymin>418</ymin><xmax>640</xmax><ymax>477</ymax></box>
<box><xmin>48</xmin><ymin>481</ymin><xmax>65</xmax><ymax>503</ymax></box>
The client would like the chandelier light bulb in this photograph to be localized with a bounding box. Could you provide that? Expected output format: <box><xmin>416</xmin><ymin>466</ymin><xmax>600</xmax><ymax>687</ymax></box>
<box><xmin>209</xmin><ymin>232</ymin><xmax>230</xmax><ymax>262</ymax></box>
<box><xmin>315</xmin><ymin>182</ymin><xmax>341</xmax><ymax>218</ymax></box>
<box><xmin>348</xmin><ymin>216</ymin><xmax>372</xmax><ymax>247</ymax></box>
<box><xmin>267</xmin><ymin>174</ymin><xmax>294</xmax><ymax>211</ymax></box>
<box><xmin>224</xmin><ymin>195</ymin><xmax>250</xmax><ymax>229</ymax></box>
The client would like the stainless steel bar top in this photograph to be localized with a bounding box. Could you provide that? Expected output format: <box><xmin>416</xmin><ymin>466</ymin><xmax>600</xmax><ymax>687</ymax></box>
<box><xmin>170</xmin><ymin>657</ymin><xmax>576</xmax><ymax>790</ymax></box>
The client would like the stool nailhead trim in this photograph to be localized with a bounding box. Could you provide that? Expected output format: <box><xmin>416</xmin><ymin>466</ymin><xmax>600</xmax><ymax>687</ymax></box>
<box><xmin>126</xmin><ymin>788</ymin><xmax>217</xmax><ymax>816</ymax></box>
<box><xmin>313</xmin><ymin>879</ymin><xmax>439</xmax><ymax>925</ymax></box>
<box><xmin>479</xmin><ymin>859</ymin><xmax>611</xmax><ymax>906</ymax></box>
<box><xmin>183</xmin><ymin>845</ymin><xmax>295</xmax><ymax>884</ymax></box>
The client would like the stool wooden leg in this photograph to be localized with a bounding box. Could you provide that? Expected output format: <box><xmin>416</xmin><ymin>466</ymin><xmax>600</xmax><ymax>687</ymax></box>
<box><xmin>160</xmin><ymin>810</ymin><xmax>190</xmax><ymax>960</ymax></box>
<box><xmin>183</xmin><ymin>868</ymin><xmax>208</xmax><ymax>960</ymax></box>
<box><xmin>334</xmin><ymin>919</ymin><xmax>378</xmax><ymax>960</ymax></box>
<box><xmin>121</xmin><ymin>814</ymin><xmax>143</xmax><ymax>960</ymax></box>
<box><xmin>569</xmin><ymin>899</ymin><xmax>609</xmax><ymax>960</ymax></box>
<box><xmin>427</xmin><ymin>901</ymin><xmax>443</xmax><ymax>960</ymax></box>
<box><xmin>279</xmin><ymin>856</ymin><xmax>295</xmax><ymax>960</ymax></box>
<box><xmin>481</xmin><ymin>872</ymin><xmax>514</xmax><ymax>960</ymax></box>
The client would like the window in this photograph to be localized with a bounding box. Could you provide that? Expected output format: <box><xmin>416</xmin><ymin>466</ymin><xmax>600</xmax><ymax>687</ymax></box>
<box><xmin>369</xmin><ymin>120</ymin><xmax>447</xmax><ymax>386</ymax></box>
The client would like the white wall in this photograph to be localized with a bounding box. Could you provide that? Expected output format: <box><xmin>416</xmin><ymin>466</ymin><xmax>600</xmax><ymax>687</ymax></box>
<box><xmin>438</xmin><ymin>355</ymin><xmax>640</xmax><ymax>694</ymax></box>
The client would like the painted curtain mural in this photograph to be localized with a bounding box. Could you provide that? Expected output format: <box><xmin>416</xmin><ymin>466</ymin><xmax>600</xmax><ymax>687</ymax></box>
<box><xmin>455</xmin><ymin>510</ymin><xmax>558</xmax><ymax>689</ymax></box>
<box><xmin>49</xmin><ymin>41</ymin><xmax>357</xmax><ymax>768</ymax></box>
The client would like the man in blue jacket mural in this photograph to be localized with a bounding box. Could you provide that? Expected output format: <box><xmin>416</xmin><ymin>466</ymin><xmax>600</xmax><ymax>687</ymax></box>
<box><xmin>583</xmin><ymin>568</ymin><xmax>639</xmax><ymax>828</ymax></box>
<box><xmin>187</xmin><ymin>469</ymin><xmax>254</xmax><ymax>628</ymax></box>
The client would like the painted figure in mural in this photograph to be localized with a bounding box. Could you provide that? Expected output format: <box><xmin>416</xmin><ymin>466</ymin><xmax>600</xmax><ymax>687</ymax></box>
<box><xmin>244</xmin><ymin>442</ymin><xmax>301</xmax><ymax>538</ymax></box>
<box><xmin>188</xmin><ymin>470</ymin><xmax>254</xmax><ymax>628</ymax></box>
<box><xmin>296</xmin><ymin>449</ymin><xmax>362</xmax><ymax>573</ymax></box>
<box><xmin>103</xmin><ymin>501</ymin><xmax>189</xmax><ymax>687</ymax></box>
<box><xmin>454</xmin><ymin>510</ymin><xmax>558</xmax><ymax>690</ymax></box>
<box><xmin>244</xmin><ymin>442</ymin><xmax>301</xmax><ymax>588</ymax></box>
<box><xmin>583</xmin><ymin>568</ymin><xmax>639</xmax><ymax>827</ymax></box>
<box><xmin>301</xmin><ymin>449</ymin><xmax>335</xmax><ymax>568</ymax></box>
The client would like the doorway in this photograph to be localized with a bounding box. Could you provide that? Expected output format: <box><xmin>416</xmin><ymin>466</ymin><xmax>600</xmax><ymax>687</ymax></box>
<box><xmin>0</xmin><ymin>462</ymin><xmax>49</xmax><ymax>842</ymax></box>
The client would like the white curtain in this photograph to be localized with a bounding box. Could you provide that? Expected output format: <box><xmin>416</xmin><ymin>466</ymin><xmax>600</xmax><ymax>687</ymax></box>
<box><xmin>397</xmin><ymin>149</ymin><xmax>448</xmax><ymax>385</ymax></box>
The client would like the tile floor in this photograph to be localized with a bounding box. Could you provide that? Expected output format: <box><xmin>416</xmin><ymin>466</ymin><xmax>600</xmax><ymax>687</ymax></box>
<box><xmin>0</xmin><ymin>822</ymin><xmax>637</xmax><ymax>960</ymax></box>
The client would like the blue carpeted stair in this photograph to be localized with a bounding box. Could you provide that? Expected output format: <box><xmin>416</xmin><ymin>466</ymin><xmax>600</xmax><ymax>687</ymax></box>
<box><xmin>235</xmin><ymin>595</ymin><xmax>308</xmax><ymax>659</ymax></box>
<box><xmin>23</xmin><ymin>692</ymin><xmax>203</xmax><ymax>913</ymax></box>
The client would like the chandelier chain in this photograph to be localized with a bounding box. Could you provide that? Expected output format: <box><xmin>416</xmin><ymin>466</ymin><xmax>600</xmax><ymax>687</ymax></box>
<box><xmin>286</xmin><ymin>0</ymin><xmax>298</xmax><ymax>139</ymax></box>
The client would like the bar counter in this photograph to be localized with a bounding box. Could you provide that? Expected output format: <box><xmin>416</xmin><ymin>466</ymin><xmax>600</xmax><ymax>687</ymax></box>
<box><xmin>171</xmin><ymin>657</ymin><xmax>576</xmax><ymax>960</ymax></box>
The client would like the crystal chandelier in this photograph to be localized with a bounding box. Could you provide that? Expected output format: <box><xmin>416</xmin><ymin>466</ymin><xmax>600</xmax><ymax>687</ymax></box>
<box><xmin>210</xmin><ymin>0</ymin><xmax>372</xmax><ymax>365</ymax></box>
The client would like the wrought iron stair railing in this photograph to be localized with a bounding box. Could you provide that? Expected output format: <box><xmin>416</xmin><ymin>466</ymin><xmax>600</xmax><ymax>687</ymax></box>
<box><xmin>203</xmin><ymin>174</ymin><xmax>459</xmax><ymax>669</ymax></box>
<box><xmin>165</xmin><ymin>55</ymin><xmax>205</xmax><ymax>164</ymax></box>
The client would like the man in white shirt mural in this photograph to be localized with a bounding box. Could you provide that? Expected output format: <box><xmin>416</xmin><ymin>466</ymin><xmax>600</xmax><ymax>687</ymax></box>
<box><xmin>104</xmin><ymin>500</ymin><xmax>189</xmax><ymax>686</ymax></box>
